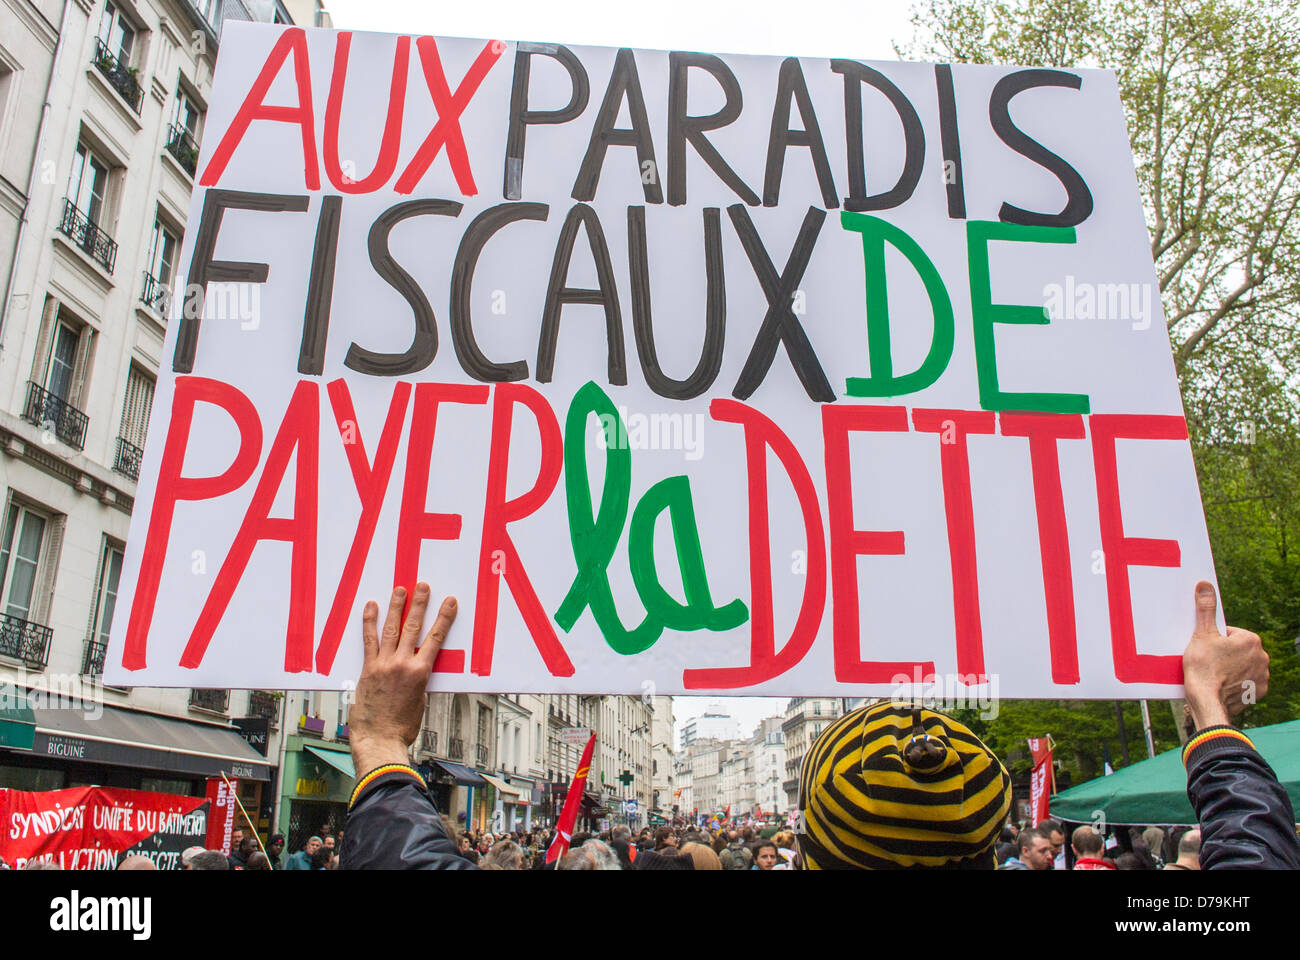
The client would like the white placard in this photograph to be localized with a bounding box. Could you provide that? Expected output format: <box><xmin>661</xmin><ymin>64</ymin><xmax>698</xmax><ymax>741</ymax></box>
<box><xmin>105</xmin><ymin>24</ymin><xmax>1217</xmax><ymax>700</ymax></box>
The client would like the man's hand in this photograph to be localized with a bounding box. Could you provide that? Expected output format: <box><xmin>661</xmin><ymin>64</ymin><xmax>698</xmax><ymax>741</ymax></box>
<box><xmin>1182</xmin><ymin>581</ymin><xmax>1268</xmax><ymax>731</ymax></box>
<box><xmin>350</xmin><ymin>584</ymin><xmax>457</xmax><ymax>775</ymax></box>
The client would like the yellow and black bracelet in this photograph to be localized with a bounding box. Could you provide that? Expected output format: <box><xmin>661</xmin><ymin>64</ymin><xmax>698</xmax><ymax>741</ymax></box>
<box><xmin>349</xmin><ymin>763</ymin><xmax>427</xmax><ymax>809</ymax></box>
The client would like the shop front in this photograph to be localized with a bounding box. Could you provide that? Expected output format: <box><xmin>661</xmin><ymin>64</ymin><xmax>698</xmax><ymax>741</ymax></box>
<box><xmin>0</xmin><ymin>700</ymin><xmax>272</xmax><ymax>837</ymax></box>
<box><xmin>277</xmin><ymin>737</ymin><xmax>354</xmax><ymax>853</ymax></box>
<box><xmin>482</xmin><ymin>773</ymin><xmax>532</xmax><ymax>831</ymax></box>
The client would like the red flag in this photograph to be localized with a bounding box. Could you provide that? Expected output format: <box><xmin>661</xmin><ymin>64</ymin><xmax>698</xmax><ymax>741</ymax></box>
<box><xmin>1026</xmin><ymin>737</ymin><xmax>1054</xmax><ymax>828</ymax></box>
<box><xmin>546</xmin><ymin>733</ymin><xmax>596</xmax><ymax>864</ymax></box>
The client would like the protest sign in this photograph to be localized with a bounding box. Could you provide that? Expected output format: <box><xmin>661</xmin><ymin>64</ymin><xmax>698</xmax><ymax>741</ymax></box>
<box><xmin>0</xmin><ymin>786</ymin><xmax>209</xmax><ymax>870</ymax></box>
<box><xmin>104</xmin><ymin>24</ymin><xmax>1217</xmax><ymax>699</ymax></box>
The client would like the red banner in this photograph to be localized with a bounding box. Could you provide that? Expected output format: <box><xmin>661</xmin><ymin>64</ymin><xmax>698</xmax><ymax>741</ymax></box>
<box><xmin>204</xmin><ymin>777</ymin><xmax>239</xmax><ymax>854</ymax></box>
<box><xmin>0</xmin><ymin>786</ymin><xmax>209</xmax><ymax>870</ymax></box>
<box><xmin>1026</xmin><ymin>737</ymin><xmax>1055</xmax><ymax>828</ymax></box>
<box><xmin>545</xmin><ymin>733</ymin><xmax>596</xmax><ymax>864</ymax></box>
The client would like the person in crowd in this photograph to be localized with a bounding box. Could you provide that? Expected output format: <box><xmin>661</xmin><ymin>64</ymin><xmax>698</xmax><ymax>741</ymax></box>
<box><xmin>245</xmin><ymin>852</ymin><xmax>272</xmax><ymax>871</ymax></box>
<box><xmin>310</xmin><ymin>846</ymin><xmax>333</xmax><ymax>870</ymax></box>
<box><xmin>1163</xmin><ymin>828</ymin><xmax>1201</xmax><ymax>870</ymax></box>
<box><xmin>180</xmin><ymin>846</ymin><xmax>205</xmax><ymax>870</ymax></box>
<box><xmin>456</xmin><ymin>833</ymin><xmax>480</xmax><ymax>865</ymax></box>
<box><xmin>189</xmin><ymin>851</ymin><xmax>230</xmax><ymax>870</ymax></box>
<box><xmin>580</xmin><ymin>838</ymin><xmax>621</xmax><ymax>870</ymax></box>
<box><xmin>719</xmin><ymin>833</ymin><xmax>752</xmax><ymax>870</ymax></box>
<box><xmin>1142</xmin><ymin>827</ymin><xmax>1165</xmax><ymax>867</ymax></box>
<box><xmin>228</xmin><ymin>835</ymin><xmax>258</xmax><ymax>870</ymax></box>
<box><xmin>752</xmin><ymin>842</ymin><xmax>780</xmax><ymax>870</ymax></box>
<box><xmin>481</xmin><ymin>840</ymin><xmax>526</xmax><ymax>870</ymax></box>
<box><xmin>633</xmin><ymin>849</ymin><xmax>693</xmax><ymax>870</ymax></box>
<box><xmin>557</xmin><ymin>850</ymin><xmax>593</xmax><ymax>869</ymax></box>
<box><xmin>653</xmin><ymin>826</ymin><xmax>678</xmax><ymax>851</ymax></box>
<box><xmin>265</xmin><ymin>834</ymin><xmax>285</xmax><ymax>869</ymax></box>
<box><xmin>678</xmin><ymin>842</ymin><xmax>721</xmax><ymax>870</ymax></box>
<box><xmin>1040</xmin><ymin>821</ymin><xmax>1065</xmax><ymax>869</ymax></box>
<box><xmin>1180</xmin><ymin>582</ymin><xmax>1300</xmax><ymax>868</ymax></box>
<box><xmin>117</xmin><ymin>855</ymin><xmax>157</xmax><ymax>870</ymax></box>
<box><xmin>284</xmin><ymin>835</ymin><xmax>321</xmax><ymax>871</ymax></box>
<box><xmin>772</xmin><ymin>830</ymin><xmax>796</xmax><ymax>866</ymax></box>
<box><xmin>994</xmin><ymin>826</ymin><xmax>1018</xmax><ymax>866</ymax></box>
<box><xmin>1069</xmin><ymin>827</ymin><xmax>1115</xmax><ymax>870</ymax></box>
<box><xmin>999</xmin><ymin>827</ymin><xmax>1054</xmax><ymax>871</ymax></box>
<box><xmin>230</xmin><ymin>828</ymin><xmax>244</xmax><ymax>852</ymax></box>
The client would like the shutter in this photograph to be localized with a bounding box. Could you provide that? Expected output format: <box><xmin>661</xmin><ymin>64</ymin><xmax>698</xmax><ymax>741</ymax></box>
<box><xmin>70</xmin><ymin>326</ymin><xmax>95</xmax><ymax>409</ymax></box>
<box><xmin>29</xmin><ymin>298</ymin><xmax>60</xmax><ymax>385</ymax></box>
<box><xmin>119</xmin><ymin>367</ymin><xmax>155</xmax><ymax>448</ymax></box>
<box><xmin>33</xmin><ymin>513</ymin><xmax>64</xmax><ymax>627</ymax></box>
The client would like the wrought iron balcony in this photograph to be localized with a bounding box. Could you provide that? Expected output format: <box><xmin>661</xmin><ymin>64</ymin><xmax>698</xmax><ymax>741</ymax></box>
<box><xmin>419</xmin><ymin>729</ymin><xmax>438</xmax><ymax>756</ymax></box>
<box><xmin>475</xmin><ymin>743</ymin><xmax>489</xmax><ymax>768</ymax></box>
<box><xmin>448</xmin><ymin>737</ymin><xmax>464</xmax><ymax>760</ymax></box>
<box><xmin>92</xmin><ymin>38</ymin><xmax>143</xmax><ymax>113</ymax></box>
<box><xmin>189</xmin><ymin>688</ymin><xmax>230</xmax><ymax>713</ymax></box>
<box><xmin>0</xmin><ymin>613</ymin><xmax>53</xmax><ymax>669</ymax></box>
<box><xmin>24</xmin><ymin>381</ymin><xmax>89</xmax><ymax>451</ymax></box>
<box><xmin>82</xmin><ymin>638</ymin><xmax>108</xmax><ymax>676</ymax></box>
<box><xmin>247</xmin><ymin>690</ymin><xmax>279</xmax><ymax>728</ymax></box>
<box><xmin>59</xmin><ymin>199</ymin><xmax>117</xmax><ymax>273</ymax></box>
<box><xmin>114</xmin><ymin>437</ymin><xmax>143</xmax><ymax>482</ymax></box>
<box><xmin>141</xmin><ymin>270</ymin><xmax>171</xmax><ymax>314</ymax></box>
<box><xmin>165</xmin><ymin>123</ymin><xmax>200</xmax><ymax>176</ymax></box>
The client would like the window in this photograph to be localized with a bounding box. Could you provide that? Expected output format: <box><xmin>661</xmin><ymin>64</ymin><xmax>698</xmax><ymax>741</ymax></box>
<box><xmin>167</xmin><ymin>88</ymin><xmax>203</xmax><ymax>176</ymax></box>
<box><xmin>142</xmin><ymin>220</ymin><xmax>178</xmax><ymax>311</ymax></box>
<box><xmin>45</xmin><ymin>320</ymin><xmax>79</xmax><ymax>403</ymax></box>
<box><xmin>68</xmin><ymin>143</ymin><xmax>109</xmax><ymax>226</ymax></box>
<box><xmin>89</xmin><ymin>541</ymin><xmax>123</xmax><ymax>649</ymax></box>
<box><xmin>98</xmin><ymin>2</ymin><xmax>136</xmax><ymax>67</ymax></box>
<box><xmin>0</xmin><ymin>502</ymin><xmax>47</xmax><ymax>622</ymax></box>
<box><xmin>195</xmin><ymin>0</ymin><xmax>218</xmax><ymax>24</ymax></box>
<box><xmin>115</xmin><ymin>365</ymin><xmax>154</xmax><ymax>480</ymax></box>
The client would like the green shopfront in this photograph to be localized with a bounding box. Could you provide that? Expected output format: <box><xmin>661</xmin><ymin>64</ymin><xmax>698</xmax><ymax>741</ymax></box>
<box><xmin>277</xmin><ymin>735</ymin><xmax>354</xmax><ymax>854</ymax></box>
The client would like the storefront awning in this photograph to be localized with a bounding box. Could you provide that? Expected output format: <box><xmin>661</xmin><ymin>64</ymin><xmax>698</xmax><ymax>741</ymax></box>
<box><xmin>304</xmin><ymin>745</ymin><xmax>355</xmax><ymax>779</ymax></box>
<box><xmin>481</xmin><ymin>773</ymin><xmax>523</xmax><ymax>801</ymax></box>
<box><xmin>0</xmin><ymin>690</ymin><xmax>36</xmax><ymax>751</ymax></box>
<box><xmin>28</xmin><ymin>703</ymin><xmax>271</xmax><ymax>780</ymax></box>
<box><xmin>434</xmin><ymin>760</ymin><xmax>486</xmax><ymax>786</ymax></box>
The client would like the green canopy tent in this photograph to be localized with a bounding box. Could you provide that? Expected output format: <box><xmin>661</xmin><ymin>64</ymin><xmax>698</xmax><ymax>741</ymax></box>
<box><xmin>1050</xmin><ymin>719</ymin><xmax>1300</xmax><ymax>826</ymax></box>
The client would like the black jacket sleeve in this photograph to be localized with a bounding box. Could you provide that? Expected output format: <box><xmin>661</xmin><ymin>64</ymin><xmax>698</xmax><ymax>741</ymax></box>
<box><xmin>1184</xmin><ymin>725</ymin><xmax>1300</xmax><ymax>870</ymax></box>
<box><xmin>341</xmin><ymin>765</ymin><xmax>478</xmax><ymax>870</ymax></box>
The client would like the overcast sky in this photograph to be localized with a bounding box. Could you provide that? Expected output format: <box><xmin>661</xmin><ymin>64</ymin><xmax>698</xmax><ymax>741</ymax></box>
<box><xmin>321</xmin><ymin>0</ymin><xmax>919</xmax><ymax>750</ymax></box>
<box><xmin>323</xmin><ymin>0</ymin><xmax>917</xmax><ymax>61</ymax></box>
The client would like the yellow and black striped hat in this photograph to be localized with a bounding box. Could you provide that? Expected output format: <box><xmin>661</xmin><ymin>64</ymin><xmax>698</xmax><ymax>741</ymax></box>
<box><xmin>797</xmin><ymin>702</ymin><xmax>1011</xmax><ymax>869</ymax></box>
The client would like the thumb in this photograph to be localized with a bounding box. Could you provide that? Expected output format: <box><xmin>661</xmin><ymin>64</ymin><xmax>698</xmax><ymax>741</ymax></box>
<box><xmin>1193</xmin><ymin>580</ymin><xmax>1219</xmax><ymax>635</ymax></box>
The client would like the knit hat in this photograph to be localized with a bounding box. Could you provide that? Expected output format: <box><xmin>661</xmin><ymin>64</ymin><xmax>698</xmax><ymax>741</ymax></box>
<box><xmin>798</xmin><ymin>702</ymin><xmax>1011</xmax><ymax>869</ymax></box>
<box><xmin>633</xmin><ymin>849</ymin><xmax>694</xmax><ymax>871</ymax></box>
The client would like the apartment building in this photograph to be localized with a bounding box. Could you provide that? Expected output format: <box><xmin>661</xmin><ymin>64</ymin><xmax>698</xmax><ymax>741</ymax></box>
<box><xmin>781</xmin><ymin>697</ymin><xmax>843</xmax><ymax>809</ymax></box>
<box><xmin>0</xmin><ymin>0</ymin><xmax>326</xmax><ymax>847</ymax></box>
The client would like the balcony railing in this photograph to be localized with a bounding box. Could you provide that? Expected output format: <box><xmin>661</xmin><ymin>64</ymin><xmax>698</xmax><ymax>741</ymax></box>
<box><xmin>92</xmin><ymin>38</ymin><xmax>143</xmax><ymax>113</ymax></box>
<box><xmin>448</xmin><ymin>737</ymin><xmax>464</xmax><ymax>760</ymax></box>
<box><xmin>299</xmin><ymin>715</ymin><xmax>326</xmax><ymax>736</ymax></box>
<box><xmin>475</xmin><ymin>743</ymin><xmax>489</xmax><ymax>768</ymax></box>
<box><xmin>59</xmin><ymin>199</ymin><xmax>117</xmax><ymax>273</ymax></box>
<box><xmin>81</xmin><ymin>638</ymin><xmax>108</xmax><ymax>676</ymax></box>
<box><xmin>165</xmin><ymin>123</ymin><xmax>200</xmax><ymax>176</ymax></box>
<box><xmin>189</xmin><ymin>688</ymin><xmax>230</xmax><ymax>713</ymax></box>
<box><xmin>247</xmin><ymin>690</ymin><xmax>279</xmax><ymax>728</ymax></box>
<box><xmin>113</xmin><ymin>437</ymin><xmax>143</xmax><ymax>482</ymax></box>
<box><xmin>24</xmin><ymin>381</ymin><xmax>89</xmax><ymax>451</ymax></box>
<box><xmin>141</xmin><ymin>270</ymin><xmax>171</xmax><ymax>314</ymax></box>
<box><xmin>0</xmin><ymin>613</ymin><xmax>53</xmax><ymax>669</ymax></box>
<box><xmin>419</xmin><ymin>729</ymin><xmax>438</xmax><ymax>756</ymax></box>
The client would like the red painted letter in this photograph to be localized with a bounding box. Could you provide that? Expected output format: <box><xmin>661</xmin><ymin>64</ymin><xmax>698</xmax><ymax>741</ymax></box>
<box><xmin>1000</xmin><ymin>412</ymin><xmax>1085</xmax><ymax>684</ymax></box>
<box><xmin>323</xmin><ymin>33</ymin><xmax>411</xmax><ymax>193</ymax></box>
<box><xmin>822</xmin><ymin>404</ymin><xmax>934</xmax><ymax>683</ymax></box>
<box><xmin>200</xmin><ymin>28</ymin><xmax>320</xmax><ymax>189</ymax></box>
<box><xmin>913</xmin><ymin>408</ymin><xmax>995</xmax><ymax>681</ymax></box>
<box><xmin>393</xmin><ymin>382</ymin><xmax>490</xmax><ymax>673</ymax></box>
<box><xmin>181</xmin><ymin>380</ymin><xmax>320</xmax><ymax>672</ymax></box>
<box><xmin>683</xmin><ymin>399</ymin><xmax>826</xmax><ymax>689</ymax></box>
<box><xmin>472</xmin><ymin>383</ymin><xmax>573</xmax><ymax>677</ymax></box>
<box><xmin>1090</xmin><ymin>414</ymin><xmax>1186</xmax><ymax>684</ymax></box>
<box><xmin>315</xmin><ymin>379</ymin><xmax>413</xmax><ymax>674</ymax></box>
<box><xmin>122</xmin><ymin>378</ymin><xmax>263</xmax><ymax>670</ymax></box>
